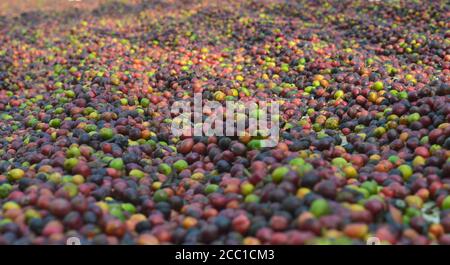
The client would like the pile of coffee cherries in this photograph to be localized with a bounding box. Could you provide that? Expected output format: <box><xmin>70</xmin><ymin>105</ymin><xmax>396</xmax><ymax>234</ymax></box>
<box><xmin>0</xmin><ymin>0</ymin><xmax>449</xmax><ymax>244</ymax></box>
